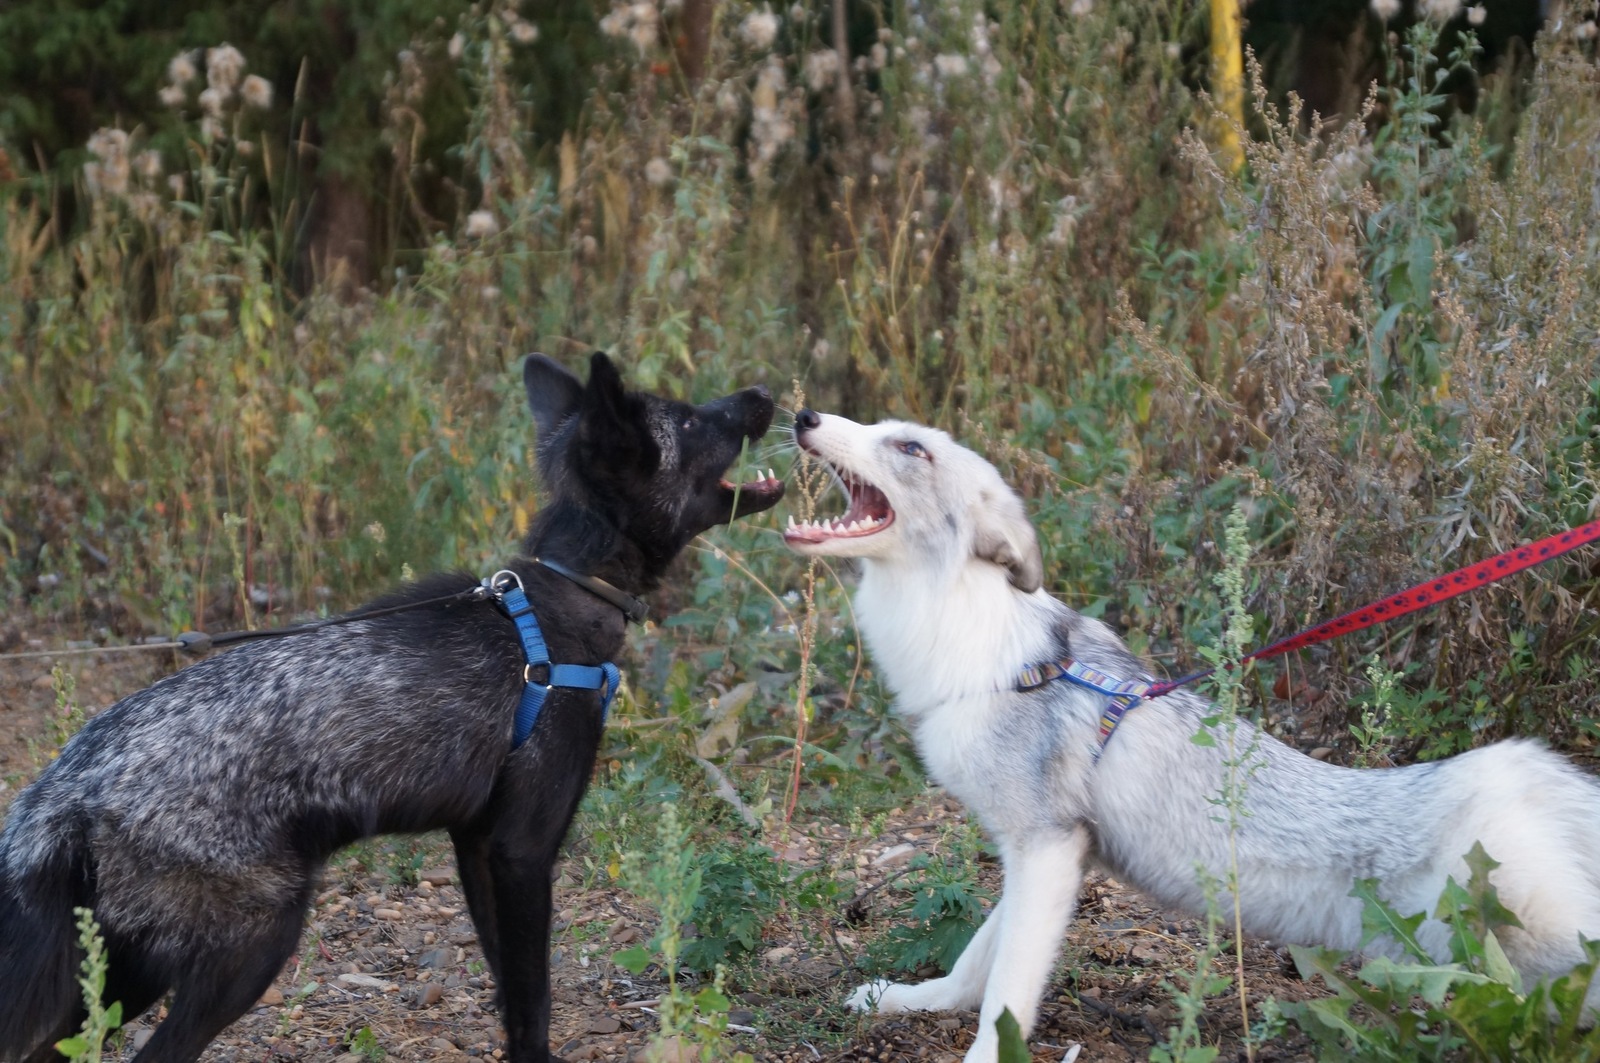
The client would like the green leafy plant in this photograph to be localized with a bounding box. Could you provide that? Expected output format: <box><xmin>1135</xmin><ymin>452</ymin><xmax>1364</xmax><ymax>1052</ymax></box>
<box><xmin>1279</xmin><ymin>842</ymin><xmax>1600</xmax><ymax>1061</ymax></box>
<box><xmin>615</xmin><ymin>803</ymin><xmax>754</xmax><ymax>1063</ymax></box>
<box><xmin>1158</xmin><ymin>504</ymin><xmax>1260</xmax><ymax>1063</ymax></box>
<box><xmin>678</xmin><ymin>840</ymin><xmax>787</xmax><ymax>973</ymax></box>
<box><xmin>54</xmin><ymin>908</ymin><xmax>122</xmax><ymax>1063</ymax></box>
<box><xmin>870</xmin><ymin>848</ymin><xmax>992</xmax><ymax>976</ymax></box>
<box><xmin>1364</xmin><ymin>21</ymin><xmax>1486</xmax><ymax>400</ymax></box>
<box><xmin>344</xmin><ymin>1025</ymin><xmax>386</xmax><ymax>1062</ymax></box>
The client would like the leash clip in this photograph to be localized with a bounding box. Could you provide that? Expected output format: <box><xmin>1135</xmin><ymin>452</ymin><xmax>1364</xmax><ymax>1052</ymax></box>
<box><xmin>483</xmin><ymin>569</ymin><xmax>524</xmax><ymax>599</ymax></box>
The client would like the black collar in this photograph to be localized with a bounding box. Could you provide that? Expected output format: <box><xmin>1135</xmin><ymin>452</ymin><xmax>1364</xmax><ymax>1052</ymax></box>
<box><xmin>532</xmin><ymin>557</ymin><xmax>650</xmax><ymax>624</ymax></box>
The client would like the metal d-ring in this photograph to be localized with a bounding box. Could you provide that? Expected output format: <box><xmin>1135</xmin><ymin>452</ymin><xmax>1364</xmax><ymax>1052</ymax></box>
<box><xmin>484</xmin><ymin>569</ymin><xmax>524</xmax><ymax>598</ymax></box>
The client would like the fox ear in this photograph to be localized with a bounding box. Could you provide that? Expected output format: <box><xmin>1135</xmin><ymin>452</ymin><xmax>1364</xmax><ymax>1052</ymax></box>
<box><xmin>973</xmin><ymin>485</ymin><xmax>1044</xmax><ymax>594</ymax></box>
<box><xmin>578</xmin><ymin>350</ymin><xmax>660</xmax><ymax>470</ymax></box>
<box><xmin>523</xmin><ymin>354</ymin><xmax>584</xmax><ymax>443</ymax></box>
<box><xmin>583</xmin><ymin>350</ymin><xmax>627</xmax><ymax>415</ymax></box>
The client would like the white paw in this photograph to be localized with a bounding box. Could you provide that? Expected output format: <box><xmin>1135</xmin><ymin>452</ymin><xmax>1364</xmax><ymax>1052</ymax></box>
<box><xmin>962</xmin><ymin>1037</ymin><xmax>999</xmax><ymax>1063</ymax></box>
<box><xmin>846</xmin><ymin>979</ymin><xmax>910</xmax><ymax>1014</ymax></box>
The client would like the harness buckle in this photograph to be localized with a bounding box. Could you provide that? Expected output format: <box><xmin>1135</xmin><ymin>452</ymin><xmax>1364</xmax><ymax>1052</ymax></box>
<box><xmin>524</xmin><ymin>662</ymin><xmax>552</xmax><ymax>687</ymax></box>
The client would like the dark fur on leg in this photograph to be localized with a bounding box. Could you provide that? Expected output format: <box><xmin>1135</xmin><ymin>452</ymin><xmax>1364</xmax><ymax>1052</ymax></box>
<box><xmin>0</xmin><ymin>851</ymin><xmax>87</xmax><ymax>1056</ymax></box>
<box><xmin>0</xmin><ymin>352</ymin><xmax>783</xmax><ymax>1063</ymax></box>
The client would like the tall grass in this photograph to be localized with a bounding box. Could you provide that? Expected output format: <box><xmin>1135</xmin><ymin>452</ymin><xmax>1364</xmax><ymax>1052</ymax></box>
<box><xmin>2</xmin><ymin>4</ymin><xmax>1599</xmax><ymax>744</ymax></box>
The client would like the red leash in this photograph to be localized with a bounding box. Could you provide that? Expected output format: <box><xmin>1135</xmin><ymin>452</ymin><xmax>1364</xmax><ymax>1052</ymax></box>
<box><xmin>1142</xmin><ymin>518</ymin><xmax>1600</xmax><ymax>698</ymax></box>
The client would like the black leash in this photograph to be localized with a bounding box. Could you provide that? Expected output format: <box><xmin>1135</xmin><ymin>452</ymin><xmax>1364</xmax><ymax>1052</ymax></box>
<box><xmin>172</xmin><ymin>586</ymin><xmax>489</xmax><ymax>654</ymax></box>
<box><xmin>0</xmin><ymin>559</ymin><xmax>649</xmax><ymax>663</ymax></box>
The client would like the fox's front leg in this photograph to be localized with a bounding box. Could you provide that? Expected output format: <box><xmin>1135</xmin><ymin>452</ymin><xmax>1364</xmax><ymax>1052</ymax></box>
<box><xmin>847</xmin><ymin>896</ymin><xmax>1007</xmax><ymax>1015</ymax></box>
<box><xmin>963</xmin><ymin>827</ymin><xmax>1090</xmax><ymax>1063</ymax></box>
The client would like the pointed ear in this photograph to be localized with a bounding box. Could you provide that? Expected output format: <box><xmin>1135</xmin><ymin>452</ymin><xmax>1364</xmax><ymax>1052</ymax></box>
<box><xmin>583</xmin><ymin>350</ymin><xmax>628</xmax><ymax>418</ymax></box>
<box><xmin>577</xmin><ymin>350</ymin><xmax>659</xmax><ymax>471</ymax></box>
<box><xmin>973</xmin><ymin>485</ymin><xmax>1044</xmax><ymax>594</ymax></box>
<box><xmin>523</xmin><ymin>354</ymin><xmax>584</xmax><ymax>443</ymax></box>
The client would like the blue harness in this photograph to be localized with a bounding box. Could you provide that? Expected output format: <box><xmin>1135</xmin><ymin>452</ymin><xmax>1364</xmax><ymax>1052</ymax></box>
<box><xmin>485</xmin><ymin>569</ymin><xmax>621</xmax><ymax>748</ymax></box>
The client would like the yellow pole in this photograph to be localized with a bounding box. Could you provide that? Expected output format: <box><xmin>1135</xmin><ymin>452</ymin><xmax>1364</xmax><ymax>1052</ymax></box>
<box><xmin>1209</xmin><ymin>0</ymin><xmax>1245</xmax><ymax>173</ymax></box>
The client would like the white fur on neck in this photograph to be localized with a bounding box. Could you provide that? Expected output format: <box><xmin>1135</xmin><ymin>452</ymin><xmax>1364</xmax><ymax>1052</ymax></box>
<box><xmin>855</xmin><ymin>552</ymin><xmax>1057</xmax><ymax>717</ymax></box>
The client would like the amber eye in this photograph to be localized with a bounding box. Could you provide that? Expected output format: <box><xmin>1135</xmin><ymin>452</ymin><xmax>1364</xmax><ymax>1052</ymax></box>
<box><xmin>898</xmin><ymin>440</ymin><xmax>929</xmax><ymax>459</ymax></box>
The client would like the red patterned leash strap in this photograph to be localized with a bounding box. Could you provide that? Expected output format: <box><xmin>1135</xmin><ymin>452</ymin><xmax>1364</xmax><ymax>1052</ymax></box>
<box><xmin>1141</xmin><ymin>518</ymin><xmax>1600</xmax><ymax>699</ymax></box>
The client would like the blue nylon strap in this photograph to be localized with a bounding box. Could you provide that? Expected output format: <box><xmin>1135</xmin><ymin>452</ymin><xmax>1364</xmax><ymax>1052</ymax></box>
<box><xmin>499</xmin><ymin>584</ymin><xmax>620</xmax><ymax>749</ymax></box>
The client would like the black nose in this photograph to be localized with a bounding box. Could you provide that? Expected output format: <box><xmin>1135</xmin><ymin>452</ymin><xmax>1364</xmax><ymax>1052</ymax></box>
<box><xmin>795</xmin><ymin>408</ymin><xmax>821</xmax><ymax>430</ymax></box>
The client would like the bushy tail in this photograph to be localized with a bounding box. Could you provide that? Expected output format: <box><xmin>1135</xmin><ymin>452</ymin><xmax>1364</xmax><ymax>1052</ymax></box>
<box><xmin>0</xmin><ymin>853</ymin><xmax>84</xmax><ymax>1061</ymax></box>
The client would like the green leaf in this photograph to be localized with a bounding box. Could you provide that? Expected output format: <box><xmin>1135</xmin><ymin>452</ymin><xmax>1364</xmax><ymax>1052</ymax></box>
<box><xmin>1351</xmin><ymin>878</ymin><xmax>1432</xmax><ymax>962</ymax></box>
<box><xmin>1273</xmin><ymin>996</ymin><xmax>1372</xmax><ymax>1060</ymax></box>
<box><xmin>1370</xmin><ymin>303</ymin><xmax>1404</xmax><ymax>384</ymax></box>
<box><xmin>612</xmin><ymin>945</ymin><xmax>654</xmax><ymax>974</ymax></box>
<box><xmin>1480</xmin><ymin>929</ymin><xmax>1522</xmax><ymax>993</ymax></box>
<box><xmin>55</xmin><ymin>1037</ymin><xmax>90</xmax><ymax>1057</ymax></box>
<box><xmin>1358</xmin><ymin>955</ymin><xmax>1490</xmax><ymax>1006</ymax></box>
<box><xmin>1406</xmin><ymin>233</ymin><xmax>1435</xmax><ymax>308</ymax></box>
<box><xmin>995</xmin><ymin>1008</ymin><xmax>1030</xmax><ymax>1063</ymax></box>
<box><xmin>693</xmin><ymin>985</ymin><xmax>732</xmax><ymax>1015</ymax></box>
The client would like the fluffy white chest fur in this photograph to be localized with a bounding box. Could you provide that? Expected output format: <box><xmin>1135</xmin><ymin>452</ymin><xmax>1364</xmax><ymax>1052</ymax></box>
<box><xmin>783</xmin><ymin>410</ymin><xmax>1600</xmax><ymax>1063</ymax></box>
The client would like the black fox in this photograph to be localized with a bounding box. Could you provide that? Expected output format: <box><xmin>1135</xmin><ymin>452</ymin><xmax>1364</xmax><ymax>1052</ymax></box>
<box><xmin>0</xmin><ymin>352</ymin><xmax>784</xmax><ymax>1063</ymax></box>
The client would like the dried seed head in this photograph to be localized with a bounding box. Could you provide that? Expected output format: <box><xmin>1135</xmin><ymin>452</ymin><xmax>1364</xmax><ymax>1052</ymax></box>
<box><xmin>804</xmin><ymin>49</ymin><xmax>840</xmax><ymax>92</ymax></box>
<box><xmin>168</xmin><ymin>51</ymin><xmax>199</xmax><ymax>87</ymax></box>
<box><xmin>135</xmin><ymin>149</ymin><xmax>163</xmax><ymax>181</ymax></box>
<box><xmin>84</xmin><ymin>128</ymin><xmax>131</xmax><ymax>198</ymax></box>
<box><xmin>644</xmin><ymin>157</ymin><xmax>673</xmax><ymax>186</ymax></box>
<box><xmin>206</xmin><ymin>44</ymin><xmax>246</xmax><ymax>95</ymax></box>
<box><xmin>464</xmin><ymin>210</ymin><xmax>499</xmax><ymax>239</ymax></box>
<box><xmin>740</xmin><ymin>7</ymin><xmax>780</xmax><ymax>50</ymax></box>
<box><xmin>1421</xmin><ymin>0</ymin><xmax>1461</xmax><ymax>21</ymax></box>
<box><xmin>241</xmin><ymin>74</ymin><xmax>273</xmax><ymax>110</ymax></box>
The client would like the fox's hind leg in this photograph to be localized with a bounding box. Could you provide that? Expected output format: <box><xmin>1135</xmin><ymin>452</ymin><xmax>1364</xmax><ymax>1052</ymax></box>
<box><xmin>451</xmin><ymin>825</ymin><xmax>504</xmax><ymax>974</ymax></box>
<box><xmin>130</xmin><ymin>904</ymin><xmax>304</xmax><ymax>1063</ymax></box>
<box><xmin>26</xmin><ymin>969</ymin><xmax>171</xmax><ymax>1063</ymax></box>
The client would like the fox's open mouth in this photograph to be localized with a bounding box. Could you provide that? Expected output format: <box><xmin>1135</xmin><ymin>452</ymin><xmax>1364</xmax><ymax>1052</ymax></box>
<box><xmin>782</xmin><ymin>469</ymin><xmax>895</xmax><ymax>544</ymax></box>
<box><xmin>719</xmin><ymin>467</ymin><xmax>786</xmax><ymax>519</ymax></box>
